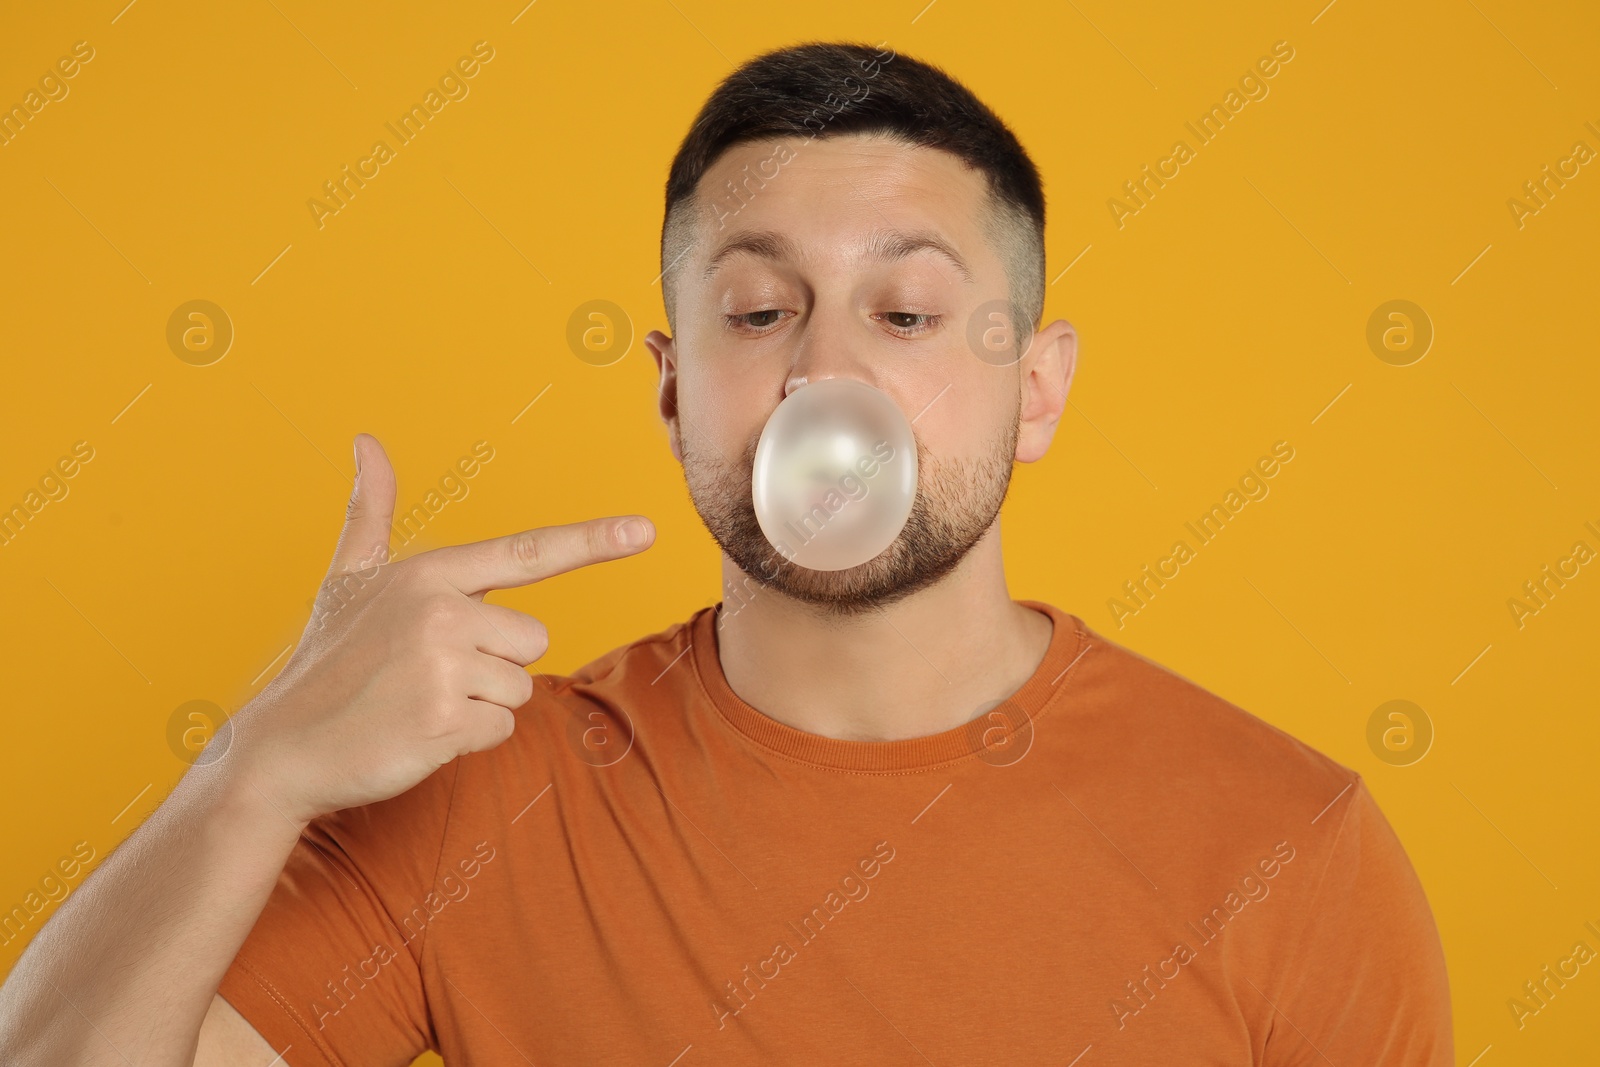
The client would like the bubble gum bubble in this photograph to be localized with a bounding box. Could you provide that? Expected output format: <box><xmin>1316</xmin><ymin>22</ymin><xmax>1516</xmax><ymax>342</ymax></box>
<box><xmin>751</xmin><ymin>379</ymin><xmax>917</xmax><ymax>571</ymax></box>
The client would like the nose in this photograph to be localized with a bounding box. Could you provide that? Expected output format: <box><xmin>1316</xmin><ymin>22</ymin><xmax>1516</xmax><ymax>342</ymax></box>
<box><xmin>782</xmin><ymin>308</ymin><xmax>878</xmax><ymax>398</ymax></box>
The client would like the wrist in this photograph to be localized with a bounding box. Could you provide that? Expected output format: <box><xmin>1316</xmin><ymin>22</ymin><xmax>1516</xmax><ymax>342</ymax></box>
<box><xmin>182</xmin><ymin>741</ymin><xmax>312</xmax><ymax>847</ymax></box>
<box><xmin>204</xmin><ymin>695</ymin><xmax>322</xmax><ymax>835</ymax></box>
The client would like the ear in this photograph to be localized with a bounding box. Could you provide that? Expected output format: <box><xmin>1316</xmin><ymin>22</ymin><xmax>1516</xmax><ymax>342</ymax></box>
<box><xmin>645</xmin><ymin>329</ymin><xmax>683</xmax><ymax>464</ymax></box>
<box><xmin>1015</xmin><ymin>318</ymin><xmax>1076</xmax><ymax>464</ymax></box>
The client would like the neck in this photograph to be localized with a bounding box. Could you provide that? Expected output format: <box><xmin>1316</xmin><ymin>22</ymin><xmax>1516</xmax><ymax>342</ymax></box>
<box><xmin>714</xmin><ymin>524</ymin><xmax>1054</xmax><ymax>742</ymax></box>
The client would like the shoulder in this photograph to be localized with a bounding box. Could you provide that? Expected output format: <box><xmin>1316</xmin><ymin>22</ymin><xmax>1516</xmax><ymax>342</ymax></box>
<box><xmin>559</xmin><ymin>607</ymin><xmax>707</xmax><ymax>691</ymax></box>
<box><xmin>1047</xmin><ymin>611</ymin><xmax>1450</xmax><ymax>1055</ymax></box>
<box><xmin>1039</xmin><ymin>610</ymin><xmax>1373</xmax><ymax>899</ymax></box>
<box><xmin>452</xmin><ymin>606</ymin><xmax>710</xmax><ymax>800</ymax></box>
<box><xmin>1059</xmin><ymin>612</ymin><xmax>1360</xmax><ymax>822</ymax></box>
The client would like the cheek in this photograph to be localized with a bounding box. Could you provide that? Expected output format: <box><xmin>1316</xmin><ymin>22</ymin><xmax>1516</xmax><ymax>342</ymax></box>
<box><xmin>677</xmin><ymin>357</ymin><xmax>778</xmax><ymax>459</ymax></box>
<box><xmin>896</xmin><ymin>373</ymin><xmax>1015</xmax><ymax>466</ymax></box>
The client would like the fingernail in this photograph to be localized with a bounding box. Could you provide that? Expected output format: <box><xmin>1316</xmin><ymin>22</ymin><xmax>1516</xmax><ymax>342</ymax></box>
<box><xmin>617</xmin><ymin>519</ymin><xmax>649</xmax><ymax>547</ymax></box>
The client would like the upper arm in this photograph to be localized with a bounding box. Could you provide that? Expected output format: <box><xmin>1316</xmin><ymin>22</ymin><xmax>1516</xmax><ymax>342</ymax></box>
<box><xmin>202</xmin><ymin>761</ymin><xmax>464</xmax><ymax>1063</ymax></box>
<box><xmin>194</xmin><ymin>992</ymin><xmax>278</xmax><ymax>1065</ymax></box>
<box><xmin>1263</xmin><ymin>778</ymin><xmax>1453</xmax><ymax>1064</ymax></box>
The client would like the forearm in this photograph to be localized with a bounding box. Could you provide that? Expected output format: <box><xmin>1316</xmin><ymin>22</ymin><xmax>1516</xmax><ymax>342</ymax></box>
<box><xmin>0</xmin><ymin>758</ymin><xmax>306</xmax><ymax>1065</ymax></box>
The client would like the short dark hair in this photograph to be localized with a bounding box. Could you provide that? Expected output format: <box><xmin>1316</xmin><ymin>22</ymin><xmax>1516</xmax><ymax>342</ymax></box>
<box><xmin>660</xmin><ymin>41</ymin><xmax>1046</xmax><ymax>336</ymax></box>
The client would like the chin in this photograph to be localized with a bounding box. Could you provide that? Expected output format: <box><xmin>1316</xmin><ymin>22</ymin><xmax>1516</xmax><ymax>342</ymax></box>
<box><xmin>686</xmin><ymin>427</ymin><xmax>1015</xmax><ymax>618</ymax></box>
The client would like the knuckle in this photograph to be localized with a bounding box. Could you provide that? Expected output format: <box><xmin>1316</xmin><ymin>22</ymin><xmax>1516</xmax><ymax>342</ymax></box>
<box><xmin>401</xmin><ymin>557</ymin><xmax>437</xmax><ymax>588</ymax></box>
<box><xmin>421</xmin><ymin>703</ymin><xmax>458</xmax><ymax>740</ymax></box>
<box><xmin>418</xmin><ymin>594</ymin><xmax>463</xmax><ymax>634</ymax></box>
<box><xmin>398</xmin><ymin>549</ymin><xmax>431</xmax><ymax>576</ymax></box>
<box><xmin>429</xmin><ymin>649</ymin><xmax>463</xmax><ymax>691</ymax></box>
<box><xmin>509</xmin><ymin>530</ymin><xmax>546</xmax><ymax>572</ymax></box>
<box><xmin>476</xmin><ymin>706</ymin><xmax>514</xmax><ymax>749</ymax></box>
<box><xmin>350</xmin><ymin>540</ymin><xmax>391</xmax><ymax>575</ymax></box>
<box><xmin>589</xmin><ymin>521</ymin><xmax>617</xmax><ymax>557</ymax></box>
<box><xmin>382</xmin><ymin>561</ymin><xmax>425</xmax><ymax>601</ymax></box>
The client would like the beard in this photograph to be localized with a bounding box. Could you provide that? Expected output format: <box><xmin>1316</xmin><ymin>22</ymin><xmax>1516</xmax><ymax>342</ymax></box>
<box><xmin>682</xmin><ymin>408</ymin><xmax>1020</xmax><ymax>619</ymax></box>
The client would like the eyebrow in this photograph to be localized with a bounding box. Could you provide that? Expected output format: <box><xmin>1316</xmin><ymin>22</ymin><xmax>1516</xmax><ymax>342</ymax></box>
<box><xmin>701</xmin><ymin>227</ymin><xmax>974</xmax><ymax>283</ymax></box>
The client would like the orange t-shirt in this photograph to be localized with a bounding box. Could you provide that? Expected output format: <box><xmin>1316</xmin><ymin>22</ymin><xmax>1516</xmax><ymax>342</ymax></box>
<box><xmin>219</xmin><ymin>600</ymin><xmax>1453</xmax><ymax>1065</ymax></box>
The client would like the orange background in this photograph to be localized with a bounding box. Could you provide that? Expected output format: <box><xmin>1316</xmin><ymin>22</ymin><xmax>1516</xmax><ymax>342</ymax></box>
<box><xmin>2</xmin><ymin>0</ymin><xmax>1597</xmax><ymax>1062</ymax></box>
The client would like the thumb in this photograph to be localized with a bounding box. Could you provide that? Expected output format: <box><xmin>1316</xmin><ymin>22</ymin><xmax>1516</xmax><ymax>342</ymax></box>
<box><xmin>330</xmin><ymin>433</ymin><xmax>396</xmax><ymax>575</ymax></box>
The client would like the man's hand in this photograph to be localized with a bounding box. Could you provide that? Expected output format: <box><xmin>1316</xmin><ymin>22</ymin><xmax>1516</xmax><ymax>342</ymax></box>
<box><xmin>0</xmin><ymin>431</ymin><xmax>653</xmax><ymax>1066</ymax></box>
<box><xmin>230</xmin><ymin>432</ymin><xmax>655</xmax><ymax>828</ymax></box>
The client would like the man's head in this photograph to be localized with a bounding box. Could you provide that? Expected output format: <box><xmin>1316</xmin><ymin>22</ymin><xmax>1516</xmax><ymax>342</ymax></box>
<box><xmin>645</xmin><ymin>41</ymin><xmax>1076</xmax><ymax>616</ymax></box>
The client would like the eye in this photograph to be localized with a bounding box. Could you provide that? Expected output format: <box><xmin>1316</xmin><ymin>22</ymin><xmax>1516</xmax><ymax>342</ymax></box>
<box><xmin>877</xmin><ymin>311</ymin><xmax>940</xmax><ymax>336</ymax></box>
<box><xmin>726</xmin><ymin>309</ymin><xmax>789</xmax><ymax>333</ymax></box>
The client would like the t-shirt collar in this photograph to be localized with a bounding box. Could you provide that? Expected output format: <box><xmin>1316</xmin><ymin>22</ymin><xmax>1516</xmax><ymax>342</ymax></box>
<box><xmin>688</xmin><ymin>599</ymin><xmax>1089</xmax><ymax>774</ymax></box>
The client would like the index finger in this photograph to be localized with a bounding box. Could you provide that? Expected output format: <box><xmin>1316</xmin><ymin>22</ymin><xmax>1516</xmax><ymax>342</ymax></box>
<box><xmin>423</xmin><ymin>515</ymin><xmax>655</xmax><ymax>595</ymax></box>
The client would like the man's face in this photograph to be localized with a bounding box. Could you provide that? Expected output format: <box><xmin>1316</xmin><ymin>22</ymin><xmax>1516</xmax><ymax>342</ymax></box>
<box><xmin>649</xmin><ymin>132</ymin><xmax>1036</xmax><ymax>616</ymax></box>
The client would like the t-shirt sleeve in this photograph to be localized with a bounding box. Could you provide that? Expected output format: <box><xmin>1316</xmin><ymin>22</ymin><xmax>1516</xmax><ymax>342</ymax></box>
<box><xmin>217</xmin><ymin>759</ymin><xmax>462</xmax><ymax>1067</ymax></box>
<box><xmin>1263</xmin><ymin>777</ymin><xmax>1453</xmax><ymax>1065</ymax></box>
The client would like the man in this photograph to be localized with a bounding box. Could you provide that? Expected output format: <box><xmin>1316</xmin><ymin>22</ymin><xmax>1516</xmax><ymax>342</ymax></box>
<box><xmin>0</xmin><ymin>41</ymin><xmax>1452</xmax><ymax>1064</ymax></box>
